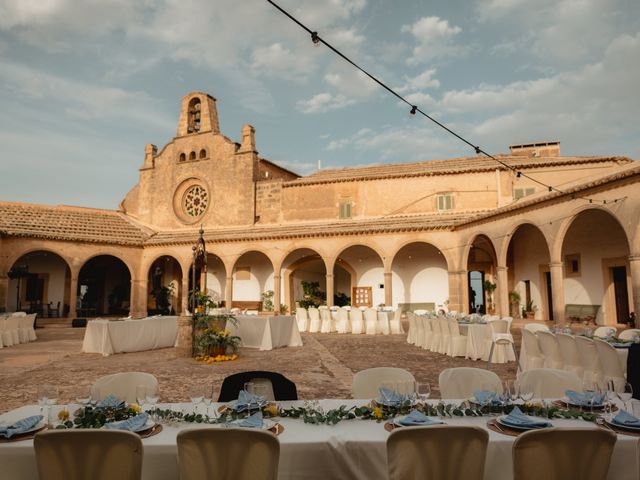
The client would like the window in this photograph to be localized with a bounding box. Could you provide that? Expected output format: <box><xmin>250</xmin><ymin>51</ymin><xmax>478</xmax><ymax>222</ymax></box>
<box><xmin>187</xmin><ymin>98</ymin><xmax>201</xmax><ymax>133</ymax></box>
<box><xmin>199</xmin><ymin>149</ymin><xmax>206</xmax><ymax>159</ymax></box>
<box><xmin>339</xmin><ymin>202</ymin><xmax>352</xmax><ymax>219</ymax></box>
<box><xmin>436</xmin><ymin>193</ymin><xmax>453</xmax><ymax>211</ymax></box>
<box><xmin>179</xmin><ymin>153</ymin><xmax>186</xmax><ymax>162</ymax></box>
<box><xmin>514</xmin><ymin>187</ymin><xmax>535</xmax><ymax>200</ymax></box>
<box><xmin>564</xmin><ymin>253</ymin><xmax>581</xmax><ymax>277</ymax></box>
<box><xmin>189</xmin><ymin>151</ymin><xmax>196</xmax><ymax>161</ymax></box>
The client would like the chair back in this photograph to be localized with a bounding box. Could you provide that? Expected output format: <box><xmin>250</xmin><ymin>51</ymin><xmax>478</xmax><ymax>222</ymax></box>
<box><xmin>489</xmin><ymin>319</ymin><xmax>509</xmax><ymax>335</ymax></box>
<box><xmin>295</xmin><ymin>308</ymin><xmax>308</xmax><ymax>332</ymax></box>
<box><xmin>593</xmin><ymin>326</ymin><xmax>616</xmax><ymax>338</ymax></box>
<box><xmin>438</xmin><ymin>367</ymin><xmax>502</xmax><ymax>399</ymax></box>
<box><xmin>352</xmin><ymin>367</ymin><xmax>415</xmax><ymax>399</ymax></box>
<box><xmin>524</xmin><ymin>323</ymin><xmax>549</xmax><ymax>333</ymax></box>
<box><xmin>555</xmin><ymin>334</ymin><xmax>582</xmax><ymax>371</ymax></box>
<box><xmin>34</xmin><ymin>430</ymin><xmax>143</xmax><ymax>480</ymax></box>
<box><xmin>619</xmin><ymin>328</ymin><xmax>640</xmax><ymax>341</ymax></box>
<box><xmin>91</xmin><ymin>372</ymin><xmax>158</xmax><ymax>403</ymax></box>
<box><xmin>536</xmin><ymin>331</ymin><xmax>564</xmax><ymax>368</ymax></box>
<box><xmin>592</xmin><ymin>338</ymin><xmax>626</xmax><ymax>387</ymax></box>
<box><xmin>512</xmin><ymin>428</ymin><xmax>616</xmax><ymax>480</ymax></box>
<box><xmin>217</xmin><ymin>371</ymin><xmax>297</xmax><ymax>402</ymax></box>
<box><xmin>574</xmin><ymin>336</ymin><xmax>601</xmax><ymax>380</ymax></box>
<box><xmin>521</xmin><ymin>329</ymin><xmax>542</xmax><ymax>357</ymax></box>
<box><xmin>387</xmin><ymin>426</ymin><xmax>489</xmax><ymax>480</ymax></box>
<box><xmin>350</xmin><ymin>308</ymin><xmax>364</xmax><ymax>334</ymax></box>
<box><xmin>177</xmin><ymin>428</ymin><xmax>279</xmax><ymax>480</ymax></box>
<box><xmin>336</xmin><ymin>307</ymin><xmax>350</xmax><ymax>333</ymax></box>
<box><xmin>517</xmin><ymin>368</ymin><xmax>582</xmax><ymax>398</ymax></box>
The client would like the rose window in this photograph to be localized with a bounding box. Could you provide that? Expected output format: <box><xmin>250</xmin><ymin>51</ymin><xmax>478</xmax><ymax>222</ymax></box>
<box><xmin>183</xmin><ymin>185</ymin><xmax>209</xmax><ymax>217</ymax></box>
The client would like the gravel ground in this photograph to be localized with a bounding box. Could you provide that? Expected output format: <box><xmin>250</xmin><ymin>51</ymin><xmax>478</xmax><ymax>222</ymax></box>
<box><xmin>0</xmin><ymin>325</ymin><xmax>519</xmax><ymax>414</ymax></box>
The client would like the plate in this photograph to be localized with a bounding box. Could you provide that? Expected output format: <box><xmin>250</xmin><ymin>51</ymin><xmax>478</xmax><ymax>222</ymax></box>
<box><xmin>132</xmin><ymin>420</ymin><xmax>156</xmax><ymax>433</ymax></box>
<box><xmin>561</xmin><ymin>398</ymin><xmax>605</xmax><ymax>409</ymax></box>
<box><xmin>392</xmin><ymin>416</ymin><xmax>443</xmax><ymax>427</ymax></box>
<box><xmin>606</xmin><ymin>418</ymin><xmax>640</xmax><ymax>432</ymax></box>
<box><xmin>496</xmin><ymin>416</ymin><xmax>550</xmax><ymax>431</ymax></box>
<box><xmin>228</xmin><ymin>418</ymin><xmax>275</xmax><ymax>430</ymax></box>
<box><xmin>226</xmin><ymin>400</ymin><xmax>269</xmax><ymax>412</ymax></box>
<box><xmin>0</xmin><ymin>421</ymin><xmax>46</xmax><ymax>439</ymax></box>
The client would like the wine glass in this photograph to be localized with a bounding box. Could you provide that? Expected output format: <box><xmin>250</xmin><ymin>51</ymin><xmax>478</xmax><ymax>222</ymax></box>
<box><xmin>417</xmin><ymin>383</ymin><xmax>431</xmax><ymax>407</ymax></box>
<box><xmin>379</xmin><ymin>381</ymin><xmax>396</xmax><ymax>405</ymax></box>
<box><xmin>189</xmin><ymin>385</ymin><xmax>204</xmax><ymax>415</ymax></box>
<box><xmin>146</xmin><ymin>387</ymin><xmax>161</xmax><ymax>421</ymax></box>
<box><xmin>135</xmin><ymin>385</ymin><xmax>147</xmax><ymax>408</ymax></box>
<box><xmin>499</xmin><ymin>381</ymin><xmax>513</xmax><ymax>411</ymax></box>
<box><xmin>243</xmin><ymin>382</ymin><xmax>255</xmax><ymax>414</ymax></box>
<box><xmin>518</xmin><ymin>380</ymin><xmax>534</xmax><ymax>404</ymax></box>
<box><xmin>617</xmin><ymin>382</ymin><xmax>633</xmax><ymax>413</ymax></box>
<box><xmin>202</xmin><ymin>384</ymin><xmax>213</xmax><ymax>417</ymax></box>
<box><xmin>37</xmin><ymin>385</ymin><xmax>58</xmax><ymax>426</ymax></box>
<box><xmin>583</xmin><ymin>379</ymin><xmax>597</xmax><ymax>414</ymax></box>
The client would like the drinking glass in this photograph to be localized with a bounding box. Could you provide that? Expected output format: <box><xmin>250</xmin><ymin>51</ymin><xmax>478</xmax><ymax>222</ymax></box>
<box><xmin>518</xmin><ymin>381</ymin><xmax>534</xmax><ymax>403</ymax></box>
<box><xmin>583</xmin><ymin>380</ymin><xmax>598</xmax><ymax>414</ymax></box>
<box><xmin>417</xmin><ymin>383</ymin><xmax>431</xmax><ymax>406</ymax></box>
<box><xmin>37</xmin><ymin>385</ymin><xmax>59</xmax><ymax>426</ymax></box>
<box><xmin>146</xmin><ymin>388</ymin><xmax>160</xmax><ymax>420</ymax></box>
<box><xmin>202</xmin><ymin>384</ymin><xmax>213</xmax><ymax>417</ymax></box>
<box><xmin>253</xmin><ymin>383</ymin><xmax>269</xmax><ymax>409</ymax></box>
<box><xmin>243</xmin><ymin>382</ymin><xmax>255</xmax><ymax>414</ymax></box>
<box><xmin>617</xmin><ymin>383</ymin><xmax>633</xmax><ymax>413</ymax></box>
<box><xmin>135</xmin><ymin>385</ymin><xmax>147</xmax><ymax>408</ymax></box>
<box><xmin>379</xmin><ymin>381</ymin><xmax>396</xmax><ymax>405</ymax></box>
<box><xmin>499</xmin><ymin>381</ymin><xmax>512</xmax><ymax>410</ymax></box>
<box><xmin>75</xmin><ymin>386</ymin><xmax>92</xmax><ymax>407</ymax></box>
<box><xmin>189</xmin><ymin>385</ymin><xmax>204</xmax><ymax>415</ymax></box>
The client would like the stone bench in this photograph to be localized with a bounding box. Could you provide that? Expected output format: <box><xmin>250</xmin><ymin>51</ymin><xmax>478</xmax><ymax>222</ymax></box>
<box><xmin>565</xmin><ymin>304</ymin><xmax>600</xmax><ymax>323</ymax></box>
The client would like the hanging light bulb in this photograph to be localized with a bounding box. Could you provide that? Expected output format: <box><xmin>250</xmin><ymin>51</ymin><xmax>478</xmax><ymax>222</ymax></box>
<box><xmin>311</xmin><ymin>31</ymin><xmax>320</xmax><ymax>47</ymax></box>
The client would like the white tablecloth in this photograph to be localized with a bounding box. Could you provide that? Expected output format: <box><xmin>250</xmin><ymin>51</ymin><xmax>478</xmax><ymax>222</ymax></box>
<box><xmin>81</xmin><ymin>316</ymin><xmax>178</xmax><ymax>356</ymax></box>
<box><xmin>1</xmin><ymin>399</ymin><xmax>638</xmax><ymax>480</ymax></box>
<box><xmin>229</xmin><ymin>315</ymin><xmax>303</xmax><ymax>351</ymax></box>
<box><xmin>460</xmin><ymin>323</ymin><xmax>491</xmax><ymax>360</ymax></box>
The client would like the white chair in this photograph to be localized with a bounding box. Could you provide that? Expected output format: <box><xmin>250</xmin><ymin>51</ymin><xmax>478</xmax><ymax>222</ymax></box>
<box><xmin>486</xmin><ymin>319</ymin><xmax>518</xmax><ymax>367</ymax></box>
<box><xmin>307</xmin><ymin>307</ymin><xmax>321</xmax><ymax>333</ymax></box>
<box><xmin>377</xmin><ymin>310</ymin><xmax>391</xmax><ymax>335</ymax></box>
<box><xmin>420</xmin><ymin>317</ymin><xmax>433</xmax><ymax>351</ymax></box>
<box><xmin>447</xmin><ymin>318</ymin><xmax>467</xmax><ymax>358</ymax></box>
<box><xmin>91</xmin><ymin>372</ymin><xmax>158</xmax><ymax>403</ymax></box>
<box><xmin>521</xmin><ymin>329</ymin><xmax>545</xmax><ymax>371</ymax></box>
<box><xmin>2</xmin><ymin>315</ymin><xmax>20</xmax><ymax>346</ymax></box>
<box><xmin>517</xmin><ymin>368</ymin><xmax>582</xmax><ymax>398</ymax></box>
<box><xmin>364</xmin><ymin>308</ymin><xmax>378</xmax><ymax>335</ymax></box>
<box><xmin>352</xmin><ymin>367</ymin><xmax>416</xmax><ymax>399</ymax></box>
<box><xmin>555</xmin><ymin>334</ymin><xmax>583</xmax><ymax>378</ymax></box>
<box><xmin>574</xmin><ymin>336</ymin><xmax>602</xmax><ymax>384</ymax></box>
<box><xmin>414</xmin><ymin>313</ymin><xmax>425</xmax><ymax>346</ymax></box>
<box><xmin>319</xmin><ymin>307</ymin><xmax>334</xmax><ymax>333</ymax></box>
<box><xmin>387</xmin><ymin>426</ymin><xmax>489</xmax><ymax>480</ymax></box>
<box><xmin>438</xmin><ymin>318</ymin><xmax>451</xmax><ymax>355</ymax></box>
<box><xmin>438</xmin><ymin>367</ymin><xmax>502</xmax><ymax>399</ymax></box>
<box><xmin>406</xmin><ymin>311</ymin><xmax>417</xmax><ymax>344</ymax></box>
<box><xmin>295</xmin><ymin>308</ymin><xmax>309</xmax><ymax>332</ymax></box>
<box><xmin>17</xmin><ymin>313</ymin><xmax>37</xmax><ymax>343</ymax></box>
<box><xmin>34</xmin><ymin>429</ymin><xmax>143</xmax><ymax>480</ymax></box>
<box><xmin>593</xmin><ymin>326</ymin><xmax>616</xmax><ymax>338</ymax></box>
<box><xmin>177</xmin><ymin>428</ymin><xmax>279</xmax><ymax>480</ymax></box>
<box><xmin>335</xmin><ymin>307</ymin><xmax>351</xmax><ymax>333</ymax></box>
<box><xmin>0</xmin><ymin>316</ymin><xmax>9</xmax><ymax>348</ymax></box>
<box><xmin>430</xmin><ymin>317</ymin><xmax>442</xmax><ymax>353</ymax></box>
<box><xmin>512</xmin><ymin>428</ymin><xmax>616</xmax><ymax>480</ymax></box>
<box><xmin>389</xmin><ymin>309</ymin><xmax>403</xmax><ymax>335</ymax></box>
<box><xmin>524</xmin><ymin>323</ymin><xmax>550</xmax><ymax>333</ymax></box>
<box><xmin>536</xmin><ymin>331</ymin><xmax>564</xmax><ymax>369</ymax></box>
<box><xmin>593</xmin><ymin>338</ymin><xmax>627</xmax><ymax>390</ymax></box>
<box><xmin>619</xmin><ymin>329</ymin><xmax>640</xmax><ymax>341</ymax></box>
<box><xmin>350</xmin><ymin>308</ymin><xmax>364</xmax><ymax>334</ymax></box>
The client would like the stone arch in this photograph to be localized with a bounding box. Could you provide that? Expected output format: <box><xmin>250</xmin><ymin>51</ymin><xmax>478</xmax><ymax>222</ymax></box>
<box><xmin>335</xmin><ymin>244</ymin><xmax>385</xmax><ymax>308</ymax></box>
<box><xmin>498</xmin><ymin>220</ymin><xmax>552</xmax><ymax>267</ymax></box>
<box><xmin>179</xmin><ymin>153</ymin><xmax>186</xmax><ymax>162</ymax></box>
<box><xmin>465</xmin><ymin>234</ymin><xmax>498</xmax><ymax>315</ymax></box>
<box><xmin>189</xmin><ymin>151</ymin><xmax>196</xmax><ymax>161</ymax></box>
<box><xmin>6</xmin><ymin>247</ymin><xmax>73</xmax><ymax>276</ymax></box>
<box><xmin>77</xmin><ymin>254</ymin><xmax>132</xmax><ymax>317</ymax></box>
<box><xmin>199</xmin><ymin>149</ymin><xmax>207</xmax><ymax>159</ymax></box>
<box><xmin>147</xmin><ymin>255</ymin><xmax>183</xmax><ymax>315</ymax></box>
<box><xmin>231</xmin><ymin>250</ymin><xmax>274</xmax><ymax>311</ymax></box>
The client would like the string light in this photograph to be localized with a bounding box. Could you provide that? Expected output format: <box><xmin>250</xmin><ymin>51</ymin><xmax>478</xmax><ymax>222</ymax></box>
<box><xmin>266</xmin><ymin>0</ymin><xmax>626</xmax><ymax>206</ymax></box>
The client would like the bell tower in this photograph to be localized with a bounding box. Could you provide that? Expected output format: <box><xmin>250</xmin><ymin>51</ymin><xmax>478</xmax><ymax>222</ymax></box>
<box><xmin>176</xmin><ymin>92</ymin><xmax>220</xmax><ymax>137</ymax></box>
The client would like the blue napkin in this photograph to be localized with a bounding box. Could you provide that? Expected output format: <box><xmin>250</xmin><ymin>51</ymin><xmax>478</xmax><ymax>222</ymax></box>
<box><xmin>97</xmin><ymin>395</ymin><xmax>126</xmax><ymax>409</ymax></box>
<box><xmin>473</xmin><ymin>390</ymin><xmax>498</xmax><ymax>405</ymax></box>
<box><xmin>565</xmin><ymin>390</ymin><xmax>605</xmax><ymax>406</ymax></box>
<box><xmin>0</xmin><ymin>415</ymin><xmax>43</xmax><ymax>439</ymax></box>
<box><xmin>501</xmin><ymin>407</ymin><xmax>551</xmax><ymax>429</ymax></box>
<box><xmin>104</xmin><ymin>412</ymin><xmax>149</xmax><ymax>432</ymax></box>
<box><xmin>378</xmin><ymin>387</ymin><xmax>403</xmax><ymax>406</ymax></box>
<box><xmin>236</xmin><ymin>390</ymin><xmax>266</xmax><ymax>411</ymax></box>
<box><xmin>230</xmin><ymin>411</ymin><xmax>263</xmax><ymax>428</ymax></box>
<box><xmin>398</xmin><ymin>410</ymin><xmax>443</xmax><ymax>426</ymax></box>
<box><xmin>612</xmin><ymin>410</ymin><xmax>640</xmax><ymax>428</ymax></box>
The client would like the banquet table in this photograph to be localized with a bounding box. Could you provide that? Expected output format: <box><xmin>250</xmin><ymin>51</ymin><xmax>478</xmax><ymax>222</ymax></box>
<box><xmin>1</xmin><ymin>399</ymin><xmax>638</xmax><ymax>480</ymax></box>
<box><xmin>81</xmin><ymin>316</ymin><xmax>179</xmax><ymax>356</ymax></box>
<box><xmin>228</xmin><ymin>315</ymin><xmax>303</xmax><ymax>351</ymax></box>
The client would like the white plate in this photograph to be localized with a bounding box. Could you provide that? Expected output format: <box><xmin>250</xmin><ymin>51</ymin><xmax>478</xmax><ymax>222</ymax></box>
<box><xmin>392</xmin><ymin>416</ymin><xmax>443</xmax><ymax>427</ymax></box>
<box><xmin>228</xmin><ymin>418</ymin><xmax>275</xmax><ymax>430</ymax></box>
<box><xmin>2</xmin><ymin>421</ymin><xmax>46</xmax><ymax>437</ymax></box>
<box><xmin>497</xmin><ymin>416</ymin><xmax>550</xmax><ymax>431</ymax></box>
<box><xmin>132</xmin><ymin>420</ymin><xmax>156</xmax><ymax>433</ymax></box>
<box><xmin>606</xmin><ymin>418</ymin><xmax>640</xmax><ymax>431</ymax></box>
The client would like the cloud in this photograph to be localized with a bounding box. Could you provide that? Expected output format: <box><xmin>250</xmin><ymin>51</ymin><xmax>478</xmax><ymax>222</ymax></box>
<box><xmin>296</xmin><ymin>92</ymin><xmax>356</xmax><ymax>113</ymax></box>
<box><xmin>401</xmin><ymin>16</ymin><xmax>466</xmax><ymax>63</ymax></box>
<box><xmin>397</xmin><ymin>68</ymin><xmax>440</xmax><ymax>92</ymax></box>
<box><xmin>251</xmin><ymin>42</ymin><xmax>315</xmax><ymax>81</ymax></box>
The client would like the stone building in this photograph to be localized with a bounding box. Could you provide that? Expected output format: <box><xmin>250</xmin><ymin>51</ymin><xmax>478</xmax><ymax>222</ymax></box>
<box><xmin>1</xmin><ymin>91</ymin><xmax>638</xmax><ymax>325</ymax></box>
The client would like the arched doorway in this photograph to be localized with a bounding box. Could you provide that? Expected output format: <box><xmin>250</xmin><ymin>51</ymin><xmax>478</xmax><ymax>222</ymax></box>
<box><xmin>506</xmin><ymin>224</ymin><xmax>550</xmax><ymax>320</ymax></box>
<box><xmin>205</xmin><ymin>253</ymin><xmax>226</xmax><ymax>306</ymax></box>
<box><xmin>147</xmin><ymin>256</ymin><xmax>182</xmax><ymax>315</ymax></box>
<box><xmin>232</xmin><ymin>251</ymin><xmax>273</xmax><ymax>311</ymax></box>
<box><xmin>391</xmin><ymin>242</ymin><xmax>448</xmax><ymax>312</ymax></box>
<box><xmin>336</xmin><ymin>245</ymin><xmax>384</xmax><ymax>308</ymax></box>
<box><xmin>467</xmin><ymin>235</ymin><xmax>497</xmax><ymax>314</ymax></box>
<box><xmin>561</xmin><ymin>209</ymin><xmax>631</xmax><ymax>324</ymax></box>
<box><xmin>78</xmin><ymin>255</ymin><xmax>131</xmax><ymax>317</ymax></box>
<box><xmin>7</xmin><ymin>251</ymin><xmax>71</xmax><ymax>316</ymax></box>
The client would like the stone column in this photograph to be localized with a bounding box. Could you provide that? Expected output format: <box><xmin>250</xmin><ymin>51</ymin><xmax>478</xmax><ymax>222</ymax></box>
<box><xmin>273</xmin><ymin>274</ymin><xmax>282</xmax><ymax>314</ymax></box>
<box><xmin>325</xmin><ymin>273</ymin><xmax>334</xmax><ymax>307</ymax></box>
<box><xmin>496</xmin><ymin>266</ymin><xmax>509</xmax><ymax>317</ymax></box>
<box><xmin>447</xmin><ymin>270</ymin><xmax>467</xmax><ymax>314</ymax></box>
<box><xmin>384</xmin><ymin>271</ymin><xmax>393</xmax><ymax>307</ymax></box>
<box><xmin>69</xmin><ymin>274</ymin><xmax>78</xmax><ymax>319</ymax></box>
<box><xmin>129</xmin><ymin>277</ymin><xmax>147</xmax><ymax>318</ymax></box>
<box><xmin>175</xmin><ymin>315</ymin><xmax>193</xmax><ymax>357</ymax></box>
<box><xmin>549</xmin><ymin>261</ymin><xmax>565</xmax><ymax>324</ymax></box>
<box><xmin>225</xmin><ymin>276</ymin><xmax>233</xmax><ymax>309</ymax></box>
<box><xmin>181</xmin><ymin>275</ymin><xmax>190</xmax><ymax>315</ymax></box>
<box><xmin>629</xmin><ymin>255</ymin><xmax>640</xmax><ymax>327</ymax></box>
<box><xmin>0</xmin><ymin>271</ymin><xmax>8</xmax><ymax>312</ymax></box>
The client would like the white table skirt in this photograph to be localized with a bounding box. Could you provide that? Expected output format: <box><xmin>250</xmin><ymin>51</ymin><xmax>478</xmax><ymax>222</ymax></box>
<box><xmin>1</xmin><ymin>399</ymin><xmax>638</xmax><ymax>480</ymax></box>
<box><xmin>229</xmin><ymin>315</ymin><xmax>303</xmax><ymax>351</ymax></box>
<box><xmin>81</xmin><ymin>316</ymin><xmax>178</xmax><ymax>356</ymax></box>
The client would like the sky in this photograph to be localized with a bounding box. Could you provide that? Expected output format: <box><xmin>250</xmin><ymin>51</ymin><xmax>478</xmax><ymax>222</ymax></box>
<box><xmin>0</xmin><ymin>0</ymin><xmax>639</xmax><ymax>210</ymax></box>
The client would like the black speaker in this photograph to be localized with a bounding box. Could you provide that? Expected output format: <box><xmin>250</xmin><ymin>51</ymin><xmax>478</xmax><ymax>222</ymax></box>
<box><xmin>72</xmin><ymin>318</ymin><xmax>87</xmax><ymax>328</ymax></box>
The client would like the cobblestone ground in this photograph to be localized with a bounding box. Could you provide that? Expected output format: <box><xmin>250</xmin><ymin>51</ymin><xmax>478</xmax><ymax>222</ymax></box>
<box><xmin>0</xmin><ymin>325</ymin><xmax>519</xmax><ymax>414</ymax></box>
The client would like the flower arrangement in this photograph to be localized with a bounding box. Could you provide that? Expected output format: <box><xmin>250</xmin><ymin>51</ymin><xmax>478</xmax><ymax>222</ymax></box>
<box><xmin>196</xmin><ymin>328</ymin><xmax>241</xmax><ymax>358</ymax></box>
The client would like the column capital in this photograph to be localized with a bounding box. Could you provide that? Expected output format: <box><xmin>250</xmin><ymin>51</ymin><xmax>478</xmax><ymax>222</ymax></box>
<box><xmin>496</xmin><ymin>266</ymin><xmax>508</xmax><ymax>272</ymax></box>
<box><xmin>383</xmin><ymin>271</ymin><xmax>392</xmax><ymax>277</ymax></box>
<box><xmin>449</xmin><ymin>270</ymin><xmax>468</xmax><ymax>276</ymax></box>
<box><xmin>549</xmin><ymin>261</ymin><xmax>564</xmax><ymax>268</ymax></box>
<box><xmin>628</xmin><ymin>254</ymin><xmax>640</xmax><ymax>263</ymax></box>
<box><xmin>325</xmin><ymin>273</ymin><xmax>334</xmax><ymax>278</ymax></box>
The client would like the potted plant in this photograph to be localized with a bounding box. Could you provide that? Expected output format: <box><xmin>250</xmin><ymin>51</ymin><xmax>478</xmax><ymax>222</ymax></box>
<box><xmin>153</xmin><ymin>283</ymin><xmax>174</xmax><ymax>315</ymax></box>
<box><xmin>483</xmin><ymin>280</ymin><xmax>497</xmax><ymax>314</ymax></box>
<box><xmin>523</xmin><ymin>300</ymin><xmax>537</xmax><ymax>320</ymax></box>
<box><xmin>190</xmin><ymin>290</ymin><xmax>239</xmax><ymax>358</ymax></box>
<box><xmin>508</xmin><ymin>291</ymin><xmax>521</xmax><ymax>318</ymax></box>
<box><xmin>261</xmin><ymin>290</ymin><xmax>275</xmax><ymax>312</ymax></box>
<box><xmin>196</xmin><ymin>328</ymin><xmax>241</xmax><ymax>357</ymax></box>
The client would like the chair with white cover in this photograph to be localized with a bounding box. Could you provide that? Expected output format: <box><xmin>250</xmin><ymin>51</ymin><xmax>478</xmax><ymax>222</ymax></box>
<box><xmin>447</xmin><ymin>318</ymin><xmax>467</xmax><ymax>358</ymax></box>
<box><xmin>430</xmin><ymin>317</ymin><xmax>442</xmax><ymax>353</ymax></box>
<box><xmin>574</xmin><ymin>336</ymin><xmax>602</xmax><ymax>384</ymax></box>
<box><xmin>387</xmin><ymin>426</ymin><xmax>489</xmax><ymax>480</ymax></box>
<box><xmin>420</xmin><ymin>317</ymin><xmax>433</xmax><ymax>351</ymax></box>
<box><xmin>2</xmin><ymin>315</ymin><xmax>20</xmax><ymax>346</ymax></box>
<box><xmin>406</xmin><ymin>311</ymin><xmax>416</xmax><ymax>344</ymax></box>
<box><xmin>536</xmin><ymin>331</ymin><xmax>564</xmax><ymax>369</ymax></box>
<box><xmin>555</xmin><ymin>333</ymin><xmax>583</xmax><ymax>378</ymax></box>
<box><xmin>18</xmin><ymin>313</ymin><xmax>37</xmax><ymax>343</ymax></box>
<box><xmin>516</xmin><ymin>368</ymin><xmax>582</xmax><ymax>398</ymax></box>
<box><xmin>389</xmin><ymin>308</ymin><xmax>403</xmax><ymax>335</ymax></box>
<box><xmin>352</xmin><ymin>367</ymin><xmax>416</xmax><ymax>399</ymax></box>
<box><xmin>486</xmin><ymin>319</ymin><xmax>518</xmax><ymax>367</ymax></box>
<box><xmin>414</xmin><ymin>313</ymin><xmax>425</xmax><ymax>346</ymax></box>
<box><xmin>438</xmin><ymin>318</ymin><xmax>451</xmax><ymax>355</ymax></box>
<box><xmin>619</xmin><ymin>329</ymin><xmax>640</xmax><ymax>341</ymax></box>
<box><xmin>377</xmin><ymin>310</ymin><xmax>391</xmax><ymax>335</ymax></box>
<box><xmin>0</xmin><ymin>315</ymin><xmax>9</xmax><ymax>347</ymax></box>
<box><xmin>524</xmin><ymin>323</ymin><xmax>550</xmax><ymax>333</ymax></box>
<box><xmin>521</xmin><ymin>329</ymin><xmax>545</xmax><ymax>371</ymax></box>
<box><xmin>593</xmin><ymin>338</ymin><xmax>627</xmax><ymax>390</ymax></box>
<box><xmin>177</xmin><ymin>428</ymin><xmax>279</xmax><ymax>480</ymax></box>
<box><xmin>91</xmin><ymin>372</ymin><xmax>158</xmax><ymax>403</ymax></box>
<box><xmin>34</xmin><ymin>429</ymin><xmax>143</xmax><ymax>480</ymax></box>
<box><xmin>319</xmin><ymin>307</ymin><xmax>334</xmax><ymax>333</ymax></box>
<box><xmin>307</xmin><ymin>307</ymin><xmax>321</xmax><ymax>333</ymax></box>
<box><xmin>335</xmin><ymin>307</ymin><xmax>351</xmax><ymax>333</ymax></box>
<box><xmin>295</xmin><ymin>308</ymin><xmax>309</xmax><ymax>333</ymax></box>
<box><xmin>364</xmin><ymin>308</ymin><xmax>378</xmax><ymax>335</ymax></box>
<box><xmin>512</xmin><ymin>428</ymin><xmax>616</xmax><ymax>480</ymax></box>
<box><xmin>350</xmin><ymin>308</ymin><xmax>364</xmax><ymax>334</ymax></box>
<box><xmin>438</xmin><ymin>367</ymin><xmax>502</xmax><ymax>399</ymax></box>
<box><xmin>593</xmin><ymin>326</ymin><xmax>616</xmax><ymax>338</ymax></box>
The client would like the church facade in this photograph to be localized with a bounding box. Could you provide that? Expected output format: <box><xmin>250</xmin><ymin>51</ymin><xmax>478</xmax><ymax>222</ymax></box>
<box><xmin>1</xmin><ymin>92</ymin><xmax>639</xmax><ymax>325</ymax></box>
